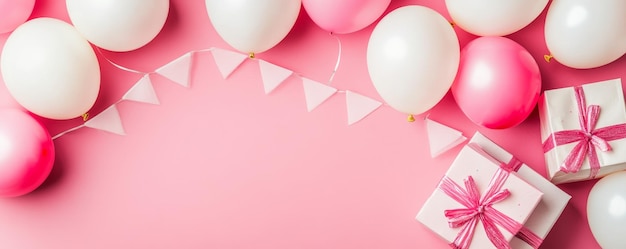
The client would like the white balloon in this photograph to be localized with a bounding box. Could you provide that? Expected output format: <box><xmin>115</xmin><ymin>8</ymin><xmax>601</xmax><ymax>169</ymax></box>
<box><xmin>367</xmin><ymin>6</ymin><xmax>460</xmax><ymax>115</ymax></box>
<box><xmin>0</xmin><ymin>18</ymin><xmax>100</xmax><ymax>120</ymax></box>
<box><xmin>545</xmin><ymin>0</ymin><xmax>626</xmax><ymax>69</ymax></box>
<box><xmin>588</xmin><ymin>171</ymin><xmax>626</xmax><ymax>249</ymax></box>
<box><xmin>446</xmin><ymin>0</ymin><xmax>548</xmax><ymax>36</ymax></box>
<box><xmin>66</xmin><ymin>0</ymin><xmax>169</xmax><ymax>52</ymax></box>
<box><xmin>205</xmin><ymin>0</ymin><xmax>301</xmax><ymax>54</ymax></box>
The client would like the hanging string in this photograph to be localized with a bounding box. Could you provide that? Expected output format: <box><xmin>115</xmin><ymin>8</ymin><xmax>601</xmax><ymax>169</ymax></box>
<box><xmin>327</xmin><ymin>33</ymin><xmax>342</xmax><ymax>85</ymax></box>
<box><xmin>95</xmin><ymin>48</ymin><xmax>148</xmax><ymax>75</ymax></box>
<box><xmin>52</xmin><ymin>124</ymin><xmax>85</xmax><ymax>140</ymax></box>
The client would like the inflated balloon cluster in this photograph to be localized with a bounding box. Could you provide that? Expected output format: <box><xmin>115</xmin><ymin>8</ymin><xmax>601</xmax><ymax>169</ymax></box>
<box><xmin>0</xmin><ymin>0</ymin><xmax>169</xmax><ymax>197</ymax></box>
<box><xmin>1</xmin><ymin>0</ymin><xmax>625</xmax><ymax>247</ymax></box>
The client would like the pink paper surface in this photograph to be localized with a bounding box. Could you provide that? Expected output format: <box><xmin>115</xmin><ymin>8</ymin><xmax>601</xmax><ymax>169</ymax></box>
<box><xmin>0</xmin><ymin>0</ymin><xmax>623</xmax><ymax>248</ymax></box>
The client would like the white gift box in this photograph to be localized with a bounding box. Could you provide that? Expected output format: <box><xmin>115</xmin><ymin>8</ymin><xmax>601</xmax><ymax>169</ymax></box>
<box><xmin>539</xmin><ymin>78</ymin><xmax>626</xmax><ymax>184</ymax></box>
<box><xmin>416</xmin><ymin>144</ymin><xmax>543</xmax><ymax>249</ymax></box>
<box><xmin>470</xmin><ymin>132</ymin><xmax>571</xmax><ymax>249</ymax></box>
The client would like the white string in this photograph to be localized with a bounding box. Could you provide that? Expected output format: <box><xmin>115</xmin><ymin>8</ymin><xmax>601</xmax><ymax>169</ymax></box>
<box><xmin>327</xmin><ymin>33</ymin><xmax>342</xmax><ymax>85</ymax></box>
<box><xmin>52</xmin><ymin>124</ymin><xmax>85</xmax><ymax>140</ymax></box>
<box><xmin>95</xmin><ymin>48</ymin><xmax>148</xmax><ymax>75</ymax></box>
<box><xmin>194</xmin><ymin>47</ymin><xmax>215</xmax><ymax>53</ymax></box>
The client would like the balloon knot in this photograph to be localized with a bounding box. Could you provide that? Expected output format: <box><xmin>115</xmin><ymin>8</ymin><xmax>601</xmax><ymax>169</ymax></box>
<box><xmin>248</xmin><ymin>52</ymin><xmax>255</xmax><ymax>59</ymax></box>
<box><xmin>82</xmin><ymin>113</ymin><xmax>89</xmax><ymax>121</ymax></box>
<box><xmin>544</xmin><ymin>54</ymin><xmax>553</xmax><ymax>63</ymax></box>
<box><xmin>407</xmin><ymin>114</ymin><xmax>416</xmax><ymax>122</ymax></box>
<box><xmin>449</xmin><ymin>21</ymin><xmax>455</xmax><ymax>27</ymax></box>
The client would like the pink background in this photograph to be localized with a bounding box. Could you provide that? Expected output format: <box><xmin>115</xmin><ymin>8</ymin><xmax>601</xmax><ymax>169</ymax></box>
<box><xmin>0</xmin><ymin>0</ymin><xmax>624</xmax><ymax>248</ymax></box>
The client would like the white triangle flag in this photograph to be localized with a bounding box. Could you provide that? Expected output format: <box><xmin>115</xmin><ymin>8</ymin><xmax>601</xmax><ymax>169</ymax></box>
<box><xmin>122</xmin><ymin>74</ymin><xmax>160</xmax><ymax>105</ymax></box>
<box><xmin>426</xmin><ymin>117</ymin><xmax>466</xmax><ymax>158</ymax></box>
<box><xmin>302</xmin><ymin>78</ymin><xmax>336</xmax><ymax>112</ymax></box>
<box><xmin>156</xmin><ymin>52</ymin><xmax>192</xmax><ymax>88</ymax></box>
<box><xmin>346</xmin><ymin>91</ymin><xmax>382</xmax><ymax>125</ymax></box>
<box><xmin>85</xmin><ymin>105</ymin><xmax>126</xmax><ymax>135</ymax></box>
<box><xmin>259</xmin><ymin>60</ymin><xmax>292</xmax><ymax>94</ymax></box>
<box><xmin>211</xmin><ymin>48</ymin><xmax>247</xmax><ymax>79</ymax></box>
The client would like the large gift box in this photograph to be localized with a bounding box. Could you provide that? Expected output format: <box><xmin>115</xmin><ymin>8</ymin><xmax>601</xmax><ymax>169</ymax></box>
<box><xmin>470</xmin><ymin>132</ymin><xmax>571</xmax><ymax>249</ymax></box>
<box><xmin>416</xmin><ymin>143</ymin><xmax>543</xmax><ymax>249</ymax></box>
<box><xmin>539</xmin><ymin>78</ymin><xmax>626</xmax><ymax>184</ymax></box>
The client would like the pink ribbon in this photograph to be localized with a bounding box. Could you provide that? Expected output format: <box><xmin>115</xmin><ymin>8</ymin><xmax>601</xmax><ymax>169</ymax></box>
<box><xmin>542</xmin><ymin>86</ymin><xmax>626</xmax><ymax>178</ymax></box>
<box><xmin>439</xmin><ymin>167</ymin><xmax>522</xmax><ymax>249</ymax></box>
<box><xmin>467</xmin><ymin>143</ymin><xmax>543</xmax><ymax>248</ymax></box>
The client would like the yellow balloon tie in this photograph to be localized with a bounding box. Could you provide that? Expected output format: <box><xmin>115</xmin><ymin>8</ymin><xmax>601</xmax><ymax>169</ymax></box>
<box><xmin>407</xmin><ymin>114</ymin><xmax>416</xmax><ymax>122</ymax></box>
<box><xmin>544</xmin><ymin>54</ymin><xmax>553</xmax><ymax>63</ymax></box>
<box><xmin>82</xmin><ymin>113</ymin><xmax>89</xmax><ymax>121</ymax></box>
<box><xmin>248</xmin><ymin>52</ymin><xmax>255</xmax><ymax>59</ymax></box>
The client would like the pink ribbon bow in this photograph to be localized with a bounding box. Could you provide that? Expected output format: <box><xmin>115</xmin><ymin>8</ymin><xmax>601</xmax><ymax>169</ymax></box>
<box><xmin>439</xmin><ymin>168</ymin><xmax>522</xmax><ymax>249</ymax></box>
<box><xmin>542</xmin><ymin>86</ymin><xmax>626</xmax><ymax>178</ymax></box>
<box><xmin>467</xmin><ymin>143</ymin><xmax>543</xmax><ymax>248</ymax></box>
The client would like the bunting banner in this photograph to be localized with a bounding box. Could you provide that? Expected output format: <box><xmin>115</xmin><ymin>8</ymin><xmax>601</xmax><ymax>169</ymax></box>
<box><xmin>52</xmin><ymin>47</ymin><xmax>393</xmax><ymax>139</ymax></box>
<box><xmin>425</xmin><ymin>117</ymin><xmax>467</xmax><ymax>158</ymax></box>
<box><xmin>84</xmin><ymin>105</ymin><xmax>126</xmax><ymax>136</ymax></box>
<box><xmin>345</xmin><ymin>90</ymin><xmax>382</xmax><ymax>125</ymax></box>
<box><xmin>211</xmin><ymin>48</ymin><xmax>247</xmax><ymax>79</ymax></box>
<box><xmin>122</xmin><ymin>74</ymin><xmax>160</xmax><ymax>105</ymax></box>
<box><xmin>259</xmin><ymin>60</ymin><xmax>293</xmax><ymax>94</ymax></box>
<box><xmin>156</xmin><ymin>52</ymin><xmax>193</xmax><ymax>88</ymax></box>
<box><xmin>302</xmin><ymin>78</ymin><xmax>337</xmax><ymax>112</ymax></box>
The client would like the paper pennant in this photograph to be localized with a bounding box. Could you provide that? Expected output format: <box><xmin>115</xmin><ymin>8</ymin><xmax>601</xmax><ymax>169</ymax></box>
<box><xmin>302</xmin><ymin>78</ymin><xmax>336</xmax><ymax>112</ymax></box>
<box><xmin>259</xmin><ymin>60</ymin><xmax>292</xmax><ymax>94</ymax></box>
<box><xmin>211</xmin><ymin>48</ymin><xmax>247</xmax><ymax>79</ymax></box>
<box><xmin>346</xmin><ymin>91</ymin><xmax>382</xmax><ymax>125</ymax></box>
<box><xmin>156</xmin><ymin>52</ymin><xmax>192</xmax><ymax>87</ymax></box>
<box><xmin>426</xmin><ymin>117</ymin><xmax>466</xmax><ymax>158</ymax></box>
<box><xmin>85</xmin><ymin>105</ymin><xmax>126</xmax><ymax>135</ymax></box>
<box><xmin>122</xmin><ymin>74</ymin><xmax>160</xmax><ymax>105</ymax></box>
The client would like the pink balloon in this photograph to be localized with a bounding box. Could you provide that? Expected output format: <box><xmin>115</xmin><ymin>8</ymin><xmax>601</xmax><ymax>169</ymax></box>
<box><xmin>451</xmin><ymin>36</ymin><xmax>541</xmax><ymax>129</ymax></box>
<box><xmin>0</xmin><ymin>109</ymin><xmax>54</xmax><ymax>197</ymax></box>
<box><xmin>303</xmin><ymin>0</ymin><xmax>391</xmax><ymax>34</ymax></box>
<box><xmin>0</xmin><ymin>0</ymin><xmax>36</xmax><ymax>34</ymax></box>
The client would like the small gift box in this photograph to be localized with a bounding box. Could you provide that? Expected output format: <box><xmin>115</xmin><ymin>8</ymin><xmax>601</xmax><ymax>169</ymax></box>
<box><xmin>416</xmin><ymin>143</ymin><xmax>543</xmax><ymax>249</ymax></box>
<box><xmin>539</xmin><ymin>78</ymin><xmax>626</xmax><ymax>184</ymax></box>
<box><xmin>470</xmin><ymin>132</ymin><xmax>571</xmax><ymax>249</ymax></box>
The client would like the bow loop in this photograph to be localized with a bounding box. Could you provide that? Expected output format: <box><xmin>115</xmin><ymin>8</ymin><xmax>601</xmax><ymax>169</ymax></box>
<box><xmin>482</xmin><ymin>189</ymin><xmax>510</xmax><ymax>206</ymax></box>
<box><xmin>590</xmin><ymin>134</ymin><xmax>611</xmax><ymax>152</ymax></box>
<box><xmin>585</xmin><ymin>105</ymin><xmax>600</xmax><ymax>133</ymax></box>
<box><xmin>559</xmin><ymin>140</ymin><xmax>588</xmax><ymax>173</ymax></box>
<box><xmin>444</xmin><ymin>208</ymin><xmax>479</xmax><ymax>228</ymax></box>
<box><xmin>440</xmin><ymin>170</ymin><xmax>521</xmax><ymax>249</ymax></box>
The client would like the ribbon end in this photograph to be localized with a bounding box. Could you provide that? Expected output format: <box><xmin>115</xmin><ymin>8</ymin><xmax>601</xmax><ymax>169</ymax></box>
<box><xmin>559</xmin><ymin>165</ymin><xmax>571</xmax><ymax>173</ymax></box>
